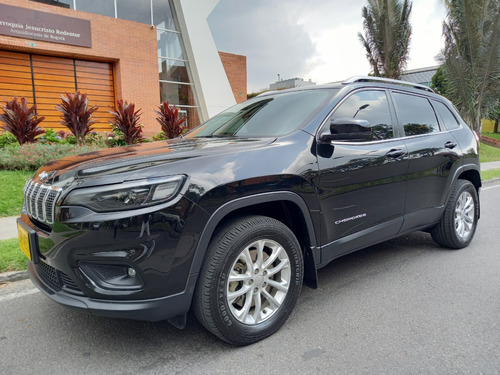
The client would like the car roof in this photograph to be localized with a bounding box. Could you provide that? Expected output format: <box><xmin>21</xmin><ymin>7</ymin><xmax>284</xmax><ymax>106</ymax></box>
<box><xmin>257</xmin><ymin>76</ymin><xmax>435</xmax><ymax>98</ymax></box>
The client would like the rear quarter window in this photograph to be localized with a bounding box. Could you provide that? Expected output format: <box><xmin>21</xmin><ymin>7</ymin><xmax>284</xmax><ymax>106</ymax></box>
<box><xmin>432</xmin><ymin>100</ymin><xmax>461</xmax><ymax>130</ymax></box>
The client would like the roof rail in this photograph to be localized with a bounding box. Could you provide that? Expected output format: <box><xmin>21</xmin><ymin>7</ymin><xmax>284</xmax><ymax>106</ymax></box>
<box><xmin>343</xmin><ymin>76</ymin><xmax>434</xmax><ymax>93</ymax></box>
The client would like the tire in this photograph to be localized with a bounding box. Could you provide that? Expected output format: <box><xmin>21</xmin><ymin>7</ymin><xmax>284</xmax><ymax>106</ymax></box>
<box><xmin>431</xmin><ymin>180</ymin><xmax>479</xmax><ymax>249</ymax></box>
<box><xmin>193</xmin><ymin>215</ymin><xmax>304</xmax><ymax>346</ymax></box>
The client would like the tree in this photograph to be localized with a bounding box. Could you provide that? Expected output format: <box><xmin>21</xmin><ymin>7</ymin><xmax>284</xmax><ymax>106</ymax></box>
<box><xmin>358</xmin><ymin>0</ymin><xmax>413</xmax><ymax>79</ymax></box>
<box><xmin>491</xmin><ymin>104</ymin><xmax>500</xmax><ymax>133</ymax></box>
<box><xmin>440</xmin><ymin>0</ymin><xmax>500</xmax><ymax>133</ymax></box>
<box><xmin>430</xmin><ymin>66</ymin><xmax>449</xmax><ymax>96</ymax></box>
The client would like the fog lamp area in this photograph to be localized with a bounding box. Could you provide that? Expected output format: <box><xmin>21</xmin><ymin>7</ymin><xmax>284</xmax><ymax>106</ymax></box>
<box><xmin>79</xmin><ymin>262</ymin><xmax>144</xmax><ymax>293</ymax></box>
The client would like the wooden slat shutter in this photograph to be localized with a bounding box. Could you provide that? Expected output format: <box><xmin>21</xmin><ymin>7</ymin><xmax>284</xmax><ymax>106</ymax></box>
<box><xmin>0</xmin><ymin>50</ymin><xmax>34</xmax><ymax>107</ymax></box>
<box><xmin>75</xmin><ymin>60</ymin><xmax>115</xmax><ymax>132</ymax></box>
<box><xmin>0</xmin><ymin>50</ymin><xmax>115</xmax><ymax>132</ymax></box>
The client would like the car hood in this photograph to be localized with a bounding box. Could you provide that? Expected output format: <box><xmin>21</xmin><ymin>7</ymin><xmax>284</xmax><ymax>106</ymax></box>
<box><xmin>34</xmin><ymin>136</ymin><xmax>275</xmax><ymax>184</ymax></box>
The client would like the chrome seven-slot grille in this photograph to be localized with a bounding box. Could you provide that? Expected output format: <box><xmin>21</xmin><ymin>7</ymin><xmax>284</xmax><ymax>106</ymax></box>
<box><xmin>24</xmin><ymin>178</ymin><xmax>62</xmax><ymax>225</ymax></box>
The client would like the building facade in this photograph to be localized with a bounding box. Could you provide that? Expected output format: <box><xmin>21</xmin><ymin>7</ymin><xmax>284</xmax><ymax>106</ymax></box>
<box><xmin>269</xmin><ymin>77</ymin><xmax>316</xmax><ymax>91</ymax></box>
<box><xmin>0</xmin><ymin>0</ymin><xmax>242</xmax><ymax>135</ymax></box>
<box><xmin>400</xmin><ymin>66</ymin><xmax>439</xmax><ymax>87</ymax></box>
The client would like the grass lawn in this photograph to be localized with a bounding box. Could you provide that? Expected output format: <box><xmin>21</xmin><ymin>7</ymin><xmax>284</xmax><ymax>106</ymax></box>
<box><xmin>0</xmin><ymin>170</ymin><xmax>33</xmax><ymax>217</ymax></box>
<box><xmin>481</xmin><ymin>168</ymin><xmax>500</xmax><ymax>181</ymax></box>
<box><xmin>479</xmin><ymin>142</ymin><xmax>500</xmax><ymax>163</ymax></box>
<box><xmin>0</xmin><ymin>238</ymin><xmax>26</xmax><ymax>273</ymax></box>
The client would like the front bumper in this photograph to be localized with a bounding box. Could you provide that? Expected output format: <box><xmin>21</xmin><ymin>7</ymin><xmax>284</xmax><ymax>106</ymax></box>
<box><xmin>28</xmin><ymin>260</ymin><xmax>197</xmax><ymax>322</ymax></box>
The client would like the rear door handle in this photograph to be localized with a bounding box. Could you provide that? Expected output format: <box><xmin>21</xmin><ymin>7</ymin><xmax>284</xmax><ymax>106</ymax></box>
<box><xmin>386</xmin><ymin>149</ymin><xmax>405</xmax><ymax>158</ymax></box>
<box><xmin>445</xmin><ymin>141</ymin><xmax>458</xmax><ymax>149</ymax></box>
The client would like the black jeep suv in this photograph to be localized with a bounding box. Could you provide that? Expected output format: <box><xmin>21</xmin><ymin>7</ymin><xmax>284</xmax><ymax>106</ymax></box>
<box><xmin>18</xmin><ymin>77</ymin><xmax>481</xmax><ymax>345</ymax></box>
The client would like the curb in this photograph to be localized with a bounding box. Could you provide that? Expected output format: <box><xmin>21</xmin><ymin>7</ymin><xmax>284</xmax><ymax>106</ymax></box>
<box><xmin>0</xmin><ymin>270</ymin><xmax>29</xmax><ymax>283</ymax></box>
<box><xmin>483</xmin><ymin>177</ymin><xmax>500</xmax><ymax>186</ymax></box>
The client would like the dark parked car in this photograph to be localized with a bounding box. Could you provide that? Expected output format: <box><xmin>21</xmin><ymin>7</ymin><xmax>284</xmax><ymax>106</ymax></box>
<box><xmin>17</xmin><ymin>77</ymin><xmax>481</xmax><ymax>345</ymax></box>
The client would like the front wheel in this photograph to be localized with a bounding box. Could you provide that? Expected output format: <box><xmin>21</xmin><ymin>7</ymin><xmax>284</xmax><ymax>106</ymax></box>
<box><xmin>193</xmin><ymin>215</ymin><xmax>303</xmax><ymax>345</ymax></box>
<box><xmin>431</xmin><ymin>180</ymin><xmax>479</xmax><ymax>249</ymax></box>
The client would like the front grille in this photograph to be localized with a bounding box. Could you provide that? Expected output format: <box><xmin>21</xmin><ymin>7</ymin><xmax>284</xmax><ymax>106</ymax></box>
<box><xmin>24</xmin><ymin>178</ymin><xmax>62</xmax><ymax>225</ymax></box>
<box><xmin>36</xmin><ymin>261</ymin><xmax>82</xmax><ymax>294</ymax></box>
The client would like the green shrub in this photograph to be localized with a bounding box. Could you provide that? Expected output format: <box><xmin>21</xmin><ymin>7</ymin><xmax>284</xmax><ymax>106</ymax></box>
<box><xmin>152</xmin><ymin>132</ymin><xmax>167</xmax><ymax>141</ymax></box>
<box><xmin>105</xmin><ymin>127</ymin><xmax>127</xmax><ymax>147</ymax></box>
<box><xmin>0</xmin><ymin>131</ymin><xmax>18</xmax><ymax>148</ymax></box>
<box><xmin>37</xmin><ymin>128</ymin><xmax>66</xmax><ymax>144</ymax></box>
<box><xmin>83</xmin><ymin>131</ymin><xmax>110</xmax><ymax>148</ymax></box>
<box><xmin>0</xmin><ymin>143</ymin><xmax>103</xmax><ymax>170</ymax></box>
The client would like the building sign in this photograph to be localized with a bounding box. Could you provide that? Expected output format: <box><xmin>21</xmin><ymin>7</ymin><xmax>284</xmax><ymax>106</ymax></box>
<box><xmin>0</xmin><ymin>4</ymin><xmax>91</xmax><ymax>48</ymax></box>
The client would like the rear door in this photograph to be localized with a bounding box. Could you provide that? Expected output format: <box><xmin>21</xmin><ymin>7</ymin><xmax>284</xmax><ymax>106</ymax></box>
<box><xmin>390</xmin><ymin>91</ymin><xmax>462</xmax><ymax>232</ymax></box>
<box><xmin>316</xmin><ymin>89</ymin><xmax>408</xmax><ymax>263</ymax></box>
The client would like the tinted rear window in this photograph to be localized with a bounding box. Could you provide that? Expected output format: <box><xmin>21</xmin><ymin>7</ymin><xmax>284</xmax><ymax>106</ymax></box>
<box><xmin>392</xmin><ymin>92</ymin><xmax>440</xmax><ymax>136</ymax></box>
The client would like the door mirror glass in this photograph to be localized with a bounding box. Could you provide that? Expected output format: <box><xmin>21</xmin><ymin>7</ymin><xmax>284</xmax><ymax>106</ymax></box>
<box><xmin>321</xmin><ymin>118</ymin><xmax>372</xmax><ymax>141</ymax></box>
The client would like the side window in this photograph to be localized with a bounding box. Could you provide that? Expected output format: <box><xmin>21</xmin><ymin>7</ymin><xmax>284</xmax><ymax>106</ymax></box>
<box><xmin>392</xmin><ymin>92</ymin><xmax>440</xmax><ymax>136</ymax></box>
<box><xmin>432</xmin><ymin>100</ymin><xmax>460</xmax><ymax>130</ymax></box>
<box><xmin>329</xmin><ymin>90</ymin><xmax>394</xmax><ymax>141</ymax></box>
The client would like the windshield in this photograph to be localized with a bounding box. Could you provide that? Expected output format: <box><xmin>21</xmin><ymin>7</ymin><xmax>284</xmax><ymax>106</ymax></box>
<box><xmin>186</xmin><ymin>89</ymin><xmax>337</xmax><ymax>138</ymax></box>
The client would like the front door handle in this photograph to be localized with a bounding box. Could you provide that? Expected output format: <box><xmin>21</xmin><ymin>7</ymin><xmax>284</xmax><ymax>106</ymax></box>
<box><xmin>386</xmin><ymin>149</ymin><xmax>405</xmax><ymax>158</ymax></box>
<box><xmin>445</xmin><ymin>141</ymin><xmax>458</xmax><ymax>149</ymax></box>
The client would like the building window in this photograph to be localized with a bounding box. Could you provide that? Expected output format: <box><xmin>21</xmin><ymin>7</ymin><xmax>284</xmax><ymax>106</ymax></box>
<box><xmin>75</xmin><ymin>0</ymin><xmax>114</xmax><ymax>18</ymax></box>
<box><xmin>31</xmin><ymin>0</ymin><xmax>73</xmax><ymax>9</ymax></box>
<box><xmin>160</xmin><ymin>82</ymin><xmax>195</xmax><ymax>107</ymax></box>
<box><xmin>116</xmin><ymin>0</ymin><xmax>151</xmax><ymax>25</ymax></box>
<box><xmin>157</xmin><ymin>30</ymin><xmax>184</xmax><ymax>60</ymax></box>
<box><xmin>152</xmin><ymin>0</ymin><xmax>175</xmax><ymax>29</ymax></box>
<box><xmin>159</xmin><ymin>59</ymin><xmax>190</xmax><ymax>83</ymax></box>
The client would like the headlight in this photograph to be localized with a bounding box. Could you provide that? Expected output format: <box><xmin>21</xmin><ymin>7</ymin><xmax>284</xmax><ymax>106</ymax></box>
<box><xmin>63</xmin><ymin>175</ymin><xmax>186</xmax><ymax>212</ymax></box>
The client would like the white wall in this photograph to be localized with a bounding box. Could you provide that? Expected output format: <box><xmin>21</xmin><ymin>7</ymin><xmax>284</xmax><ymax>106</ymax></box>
<box><xmin>173</xmin><ymin>0</ymin><xmax>236</xmax><ymax>121</ymax></box>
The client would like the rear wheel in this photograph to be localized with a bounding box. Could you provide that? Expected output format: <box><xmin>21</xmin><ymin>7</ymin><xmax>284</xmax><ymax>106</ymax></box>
<box><xmin>193</xmin><ymin>215</ymin><xmax>303</xmax><ymax>345</ymax></box>
<box><xmin>431</xmin><ymin>180</ymin><xmax>479</xmax><ymax>249</ymax></box>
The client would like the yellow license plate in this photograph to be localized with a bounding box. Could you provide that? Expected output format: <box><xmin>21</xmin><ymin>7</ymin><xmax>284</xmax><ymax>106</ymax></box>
<box><xmin>17</xmin><ymin>222</ymin><xmax>31</xmax><ymax>261</ymax></box>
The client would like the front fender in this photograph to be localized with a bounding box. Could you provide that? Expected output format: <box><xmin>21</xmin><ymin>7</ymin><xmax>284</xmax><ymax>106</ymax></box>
<box><xmin>188</xmin><ymin>191</ymin><xmax>319</xmax><ymax>284</ymax></box>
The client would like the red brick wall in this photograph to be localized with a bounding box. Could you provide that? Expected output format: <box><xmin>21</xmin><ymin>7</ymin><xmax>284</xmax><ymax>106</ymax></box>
<box><xmin>219</xmin><ymin>51</ymin><xmax>247</xmax><ymax>103</ymax></box>
<box><xmin>0</xmin><ymin>0</ymin><xmax>160</xmax><ymax>136</ymax></box>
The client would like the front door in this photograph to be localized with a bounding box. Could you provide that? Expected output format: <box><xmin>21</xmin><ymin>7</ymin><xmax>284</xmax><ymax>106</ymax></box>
<box><xmin>316</xmin><ymin>90</ymin><xmax>408</xmax><ymax>264</ymax></box>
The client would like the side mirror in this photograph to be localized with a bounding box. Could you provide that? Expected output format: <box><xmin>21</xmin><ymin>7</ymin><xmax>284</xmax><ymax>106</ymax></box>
<box><xmin>320</xmin><ymin>118</ymin><xmax>372</xmax><ymax>142</ymax></box>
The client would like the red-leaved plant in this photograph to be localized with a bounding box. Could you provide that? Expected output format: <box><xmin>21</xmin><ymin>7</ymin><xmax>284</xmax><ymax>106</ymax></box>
<box><xmin>108</xmin><ymin>100</ymin><xmax>143</xmax><ymax>145</ymax></box>
<box><xmin>155</xmin><ymin>101</ymin><xmax>187</xmax><ymax>139</ymax></box>
<box><xmin>0</xmin><ymin>97</ymin><xmax>45</xmax><ymax>145</ymax></box>
<box><xmin>56</xmin><ymin>92</ymin><xmax>98</xmax><ymax>146</ymax></box>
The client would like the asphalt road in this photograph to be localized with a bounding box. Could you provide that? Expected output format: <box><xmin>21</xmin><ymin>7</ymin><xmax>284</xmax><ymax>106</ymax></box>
<box><xmin>1</xmin><ymin>182</ymin><xmax>499</xmax><ymax>375</ymax></box>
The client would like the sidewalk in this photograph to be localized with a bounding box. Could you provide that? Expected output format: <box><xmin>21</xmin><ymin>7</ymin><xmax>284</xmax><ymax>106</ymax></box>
<box><xmin>1</xmin><ymin>161</ymin><xmax>500</xmax><ymax>242</ymax></box>
<box><xmin>482</xmin><ymin>160</ymin><xmax>500</xmax><ymax>171</ymax></box>
<box><xmin>0</xmin><ymin>215</ymin><xmax>18</xmax><ymax>241</ymax></box>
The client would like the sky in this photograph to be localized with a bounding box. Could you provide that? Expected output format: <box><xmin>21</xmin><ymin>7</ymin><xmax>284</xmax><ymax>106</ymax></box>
<box><xmin>208</xmin><ymin>0</ymin><xmax>447</xmax><ymax>93</ymax></box>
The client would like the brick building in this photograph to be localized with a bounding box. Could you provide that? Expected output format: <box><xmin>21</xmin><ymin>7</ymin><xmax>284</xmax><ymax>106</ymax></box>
<box><xmin>0</xmin><ymin>0</ymin><xmax>246</xmax><ymax>136</ymax></box>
